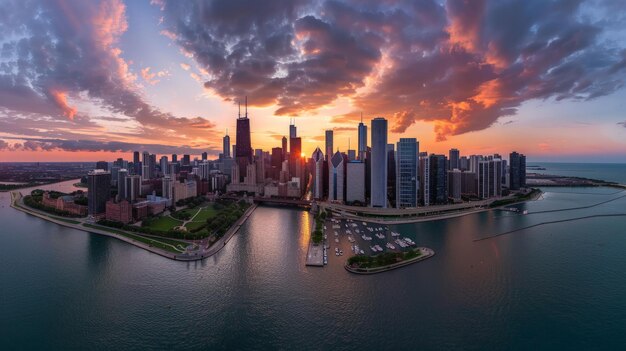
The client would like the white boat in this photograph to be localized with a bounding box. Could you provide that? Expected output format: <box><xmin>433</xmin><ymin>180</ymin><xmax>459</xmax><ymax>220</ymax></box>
<box><xmin>334</xmin><ymin>231</ymin><xmax>338</xmax><ymax>236</ymax></box>
<box><xmin>370</xmin><ymin>246</ymin><xmax>377</xmax><ymax>252</ymax></box>
<box><xmin>391</xmin><ymin>231</ymin><xmax>400</xmax><ymax>237</ymax></box>
<box><xmin>386</xmin><ymin>243</ymin><xmax>396</xmax><ymax>250</ymax></box>
<box><xmin>375</xmin><ymin>245</ymin><xmax>383</xmax><ymax>251</ymax></box>
<box><xmin>324</xmin><ymin>226</ymin><xmax>327</xmax><ymax>230</ymax></box>
<box><xmin>335</xmin><ymin>238</ymin><xmax>339</xmax><ymax>243</ymax></box>
<box><xmin>362</xmin><ymin>222</ymin><xmax>367</xmax><ymax>225</ymax></box>
<box><xmin>359</xmin><ymin>250</ymin><xmax>365</xmax><ymax>254</ymax></box>
<box><xmin>346</xmin><ymin>230</ymin><xmax>351</xmax><ymax>234</ymax></box>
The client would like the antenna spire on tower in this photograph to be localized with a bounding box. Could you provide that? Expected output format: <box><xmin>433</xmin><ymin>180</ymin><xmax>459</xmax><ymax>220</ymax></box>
<box><xmin>361</xmin><ymin>112</ymin><xmax>363</xmax><ymax>123</ymax></box>
<box><xmin>238</xmin><ymin>100</ymin><xmax>241</xmax><ymax>119</ymax></box>
<box><xmin>245</xmin><ymin>96</ymin><xmax>248</xmax><ymax>118</ymax></box>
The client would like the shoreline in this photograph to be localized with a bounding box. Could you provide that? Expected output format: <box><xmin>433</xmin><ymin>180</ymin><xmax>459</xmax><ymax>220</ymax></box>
<box><xmin>9</xmin><ymin>191</ymin><xmax>257</xmax><ymax>261</ymax></box>
<box><xmin>345</xmin><ymin>247</ymin><xmax>435</xmax><ymax>274</ymax></box>
<box><xmin>328</xmin><ymin>189</ymin><xmax>544</xmax><ymax>225</ymax></box>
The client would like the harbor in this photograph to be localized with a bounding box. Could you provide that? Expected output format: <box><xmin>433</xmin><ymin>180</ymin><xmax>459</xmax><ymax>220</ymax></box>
<box><xmin>312</xmin><ymin>214</ymin><xmax>434</xmax><ymax>271</ymax></box>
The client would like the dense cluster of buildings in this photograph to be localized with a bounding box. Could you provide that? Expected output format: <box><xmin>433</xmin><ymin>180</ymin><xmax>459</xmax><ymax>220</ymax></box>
<box><xmin>85</xmin><ymin>98</ymin><xmax>527</xmax><ymax>221</ymax></box>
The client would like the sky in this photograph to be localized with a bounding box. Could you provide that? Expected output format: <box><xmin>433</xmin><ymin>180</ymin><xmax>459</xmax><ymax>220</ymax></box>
<box><xmin>0</xmin><ymin>0</ymin><xmax>625</xmax><ymax>163</ymax></box>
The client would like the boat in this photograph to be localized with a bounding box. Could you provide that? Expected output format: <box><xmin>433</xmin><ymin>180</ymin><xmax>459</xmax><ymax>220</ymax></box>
<box><xmin>386</xmin><ymin>243</ymin><xmax>396</xmax><ymax>250</ymax></box>
<box><xmin>359</xmin><ymin>250</ymin><xmax>365</xmax><ymax>255</ymax></box>
<box><xmin>370</xmin><ymin>245</ymin><xmax>377</xmax><ymax>252</ymax></box>
<box><xmin>362</xmin><ymin>222</ymin><xmax>367</xmax><ymax>225</ymax></box>
<box><xmin>391</xmin><ymin>231</ymin><xmax>400</xmax><ymax>237</ymax></box>
<box><xmin>335</xmin><ymin>238</ymin><xmax>339</xmax><ymax>243</ymax></box>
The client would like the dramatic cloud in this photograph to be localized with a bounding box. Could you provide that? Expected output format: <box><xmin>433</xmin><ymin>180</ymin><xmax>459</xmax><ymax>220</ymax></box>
<box><xmin>158</xmin><ymin>0</ymin><xmax>626</xmax><ymax>140</ymax></box>
<box><xmin>0</xmin><ymin>137</ymin><xmax>215</xmax><ymax>155</ymax></box>
<box><xmin>0</xmin><ymin>0</ymin><xmax>217</xmax><ymax>149</ymax></box>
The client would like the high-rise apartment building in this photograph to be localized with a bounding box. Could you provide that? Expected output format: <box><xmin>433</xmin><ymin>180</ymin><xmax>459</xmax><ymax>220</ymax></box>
<box><xmin>396</xmin><ymin>138</ymin><xmax>419</xmax><ymax>208</ymax></box>
<box><xmin>429</xmin><ymin>154</ymin><xmax>448</xmax><ymax>205</ymax></box>
<box><xmin>449</xmin><ymin>148</ymin><xmax>460</xmax><ymax>170</ymax></box>
<box><xmin>478</xmin><ymin>158</ymin><xmax>503</xmax><ymax>198</ymax></box>
<box><xmin>87</xmin><ymin>169</ymin><xmax>111</xmax><ymax>216</ymax></box>
<box><xmin>370</xmin><ymin>117</ymin><xmax>388</xmax><ymax>208</ymax></box>
<box><xmin>509</xmin><ymin>152</ymin><xmax>526</xmax><ymax>190</ymax></box>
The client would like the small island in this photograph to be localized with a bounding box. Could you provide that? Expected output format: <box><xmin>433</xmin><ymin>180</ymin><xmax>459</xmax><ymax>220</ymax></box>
<box><xmin>345</xmin><ymin>247</ymin><xmax>435</xmax><ymax>274</ymax></box>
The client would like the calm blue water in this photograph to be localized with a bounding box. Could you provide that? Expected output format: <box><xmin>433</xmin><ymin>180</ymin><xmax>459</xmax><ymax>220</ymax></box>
<box><xmin>2</xmin><ymin>181</ymin><xmax>626</xmax><ymax>349</ymax></box>
<box><xmin>530</xmin><ymin>162</ymin><xmax>626</xmax><ymax>184</ymax></box>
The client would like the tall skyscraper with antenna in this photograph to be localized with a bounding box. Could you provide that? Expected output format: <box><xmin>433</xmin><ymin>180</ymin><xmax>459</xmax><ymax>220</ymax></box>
<box><xmin>358</xmin><ymin>113</ymin><xmax>367</xmax><ymax>160</ymax></box>
<box><xmin>235</xmin><ymin>97</ymin><xmax>252</xmax><ymax>182</ymax></box>
<box><xmin>223</xmin><ymin>129</ymin><xmax>230</xmax><ymax>158</ymax></box>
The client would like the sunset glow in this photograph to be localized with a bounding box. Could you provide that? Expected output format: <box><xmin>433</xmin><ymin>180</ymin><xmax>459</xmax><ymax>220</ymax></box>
<box><xmin>1</xmin><ymin>0</ymin><xmax>625</xmax><ymax>162</ymax></box>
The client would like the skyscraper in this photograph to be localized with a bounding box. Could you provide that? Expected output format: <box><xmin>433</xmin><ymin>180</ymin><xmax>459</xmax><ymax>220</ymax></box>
<box><xmin>172</xmin><ymin>154</ymin><xmax>178</xmax><ymax>163</ymax></box>
<box><xmin>162</xmin><ymin>175</ymin><xmax>173</xmax><ymax>200</ymax></box>
<box><xmin>509</xmin><ymin>152</ymin><xmax>526</xmax><ymax>190</ymax></box>
<box><xmin>236</xmin><ymin>98</ymin><xmax>253</xmax><ymax>181</ymax></box>
<box><xmin>325</xmin><ymin>130</ymin><xmax>333</xmax><ymax>162</ymax></box>
<box><xmin>396</xmin><ymin>138</ymin><xmax>419</xmax><ymax>208</ymax></box>
<box><xmin>346</xmin><ymin>161</ymin><xmax>365</xmax><ymax>204</ymax></box>
<box><xmin>429</xmin><ymin>154</ymin><xmax>448</xmax><ymax>205</ymax></box>
<box><xmin>329</xmin><ymin>151</ymin><xmax>346</xmax><ymax>202</ymax></box>
<box><xmin>223</xmin><ymin>132</ymin><xmax>231</xmax><ymax>158</ymax></box>
<box><xmin>201</xmin><ymin>152</ymin><xmax>208</xmax><ymax>161</ymax></box>
<box><xmin>182</xmin><ymin>154</ymin><xmax>190</xmax><ymax>166</ymax></box>
<box><xmin>478</xmin><ymin>158</ymin><xmax>503</xmax><ymax>198</ymax></box>
<box><xmin>289</xmin><ymin>120</ymin><xmax>297</xmax><ymax>139</ymax></box>
<box><xmin>117</xmin><ymin>168</ymin><xmax>127</xmax><ymax>200</ymax></box>
<box><xmin>87</xmin><ymin>169</ymin><xmax>111</xmax><ymax>216</ymax></box>
<box><xmin>370</xmin><ymin>117</ymin><xmax>388</xmax><ymax>208</ymax></box>
<box><xmin>358</xmin><ymin>115</ymin><xmax>367</xmax><ymax>161</ymax></box>
<box><xmin>160</xmin><ymin>156</ymin><xmax>169</xmax><ymax>176</ymax></box>
<box><xmin>312</xmin><ymin>147</ymin><xmax>324</xmax><ymax>200</ymax></box>
<box><xmin>142</xmin><ymin>151</ymin><xmax>150</xmax><ymax>180</ymax></box>
<box><xmin>448</xmin><ymin>169</ymin><xmax>462</xmax><ymax>202</ymax></box>
<box><xmin>419</xmin><ymin>152</ymin><xmax>430</xmax><ymax>206</ymax></box>
<box><xmin>133</xmin><ymin>151</ymin><xmax>140</xmax><ymax>174</ymax></box>
<box><xmin>124</xmin><ymin>175</ymin><xmax>140</xmax><ymax>202</ymax></box>
<box><xmin>387</xmin><ymin>144</ymin><xmax>396</xmax><ymax>207</ymax></box>
<box><xmin>289</xmin><ymin>137</ymin><xmax>302</xmax><ymax>179</ymax></box>
<box><xmin>281</xmin><ymin>136</ymin><xmax>287</xmax><ymax>161</ymax></box>
<box><xmin>449</xmin><ymin>148</ymin><xmax>460</xmax><ymax>170</ymax></box>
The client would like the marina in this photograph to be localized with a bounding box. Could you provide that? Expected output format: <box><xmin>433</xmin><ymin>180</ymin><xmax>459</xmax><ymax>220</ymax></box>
<box><xmin>319</xmin><ymin>215</ymin><xmax>427</xmax><ymax>261</ymax></box>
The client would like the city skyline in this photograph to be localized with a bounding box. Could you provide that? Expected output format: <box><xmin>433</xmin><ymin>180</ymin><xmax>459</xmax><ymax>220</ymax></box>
<box><xmin>1</xmin><ymin>0</ymin><xmax>626</xmax><ymax>163</ymax></box>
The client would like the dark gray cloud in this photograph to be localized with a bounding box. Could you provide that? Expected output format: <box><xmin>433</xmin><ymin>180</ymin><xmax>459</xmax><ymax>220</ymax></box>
<box><xmin>0</xmin><ymin>137</ymin><xmax>216</xmax><ymax>155</ymax></box>
<box><xmin>158</xmin><ymin>0</ymin><xmax>626</xmax><ymax>140</ymax></box>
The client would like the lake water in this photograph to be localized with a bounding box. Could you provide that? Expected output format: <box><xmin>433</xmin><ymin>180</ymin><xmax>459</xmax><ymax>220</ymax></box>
<box><xmin>530</xmin><ymin>162</ymin><xmax>626</xmax><ymax>184</ymax></box>
<box><xmin>2</xmin><ymin>179</ymin><xmax>626</xmax><ymax>349</ymax></box>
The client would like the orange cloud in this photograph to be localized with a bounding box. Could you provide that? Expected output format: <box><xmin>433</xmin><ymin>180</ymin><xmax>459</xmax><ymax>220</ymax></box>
<box><xmin>48</xmin><ymin>90</ymin><xmax>77</xmax><ymax>120</ymax></box>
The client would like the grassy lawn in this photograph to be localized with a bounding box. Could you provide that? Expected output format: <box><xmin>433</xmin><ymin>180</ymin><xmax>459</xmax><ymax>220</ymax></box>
<box><xmin>182</xmin><ymin>205</ymin><xmax>218</xmax><ymax>231</ymax></box>
<box><xmin>83</xmin><ymin>223</ymin><xmax>185</xmax><ymax>253</ymax></box>
<box><xmin>147</xmin><ymin>216</ymin><xmax>183</xmax><ymax>231</ymax></box>
<box><xmin>192</xmin><ymin>205</ymin><xmax>218</xmax><ymax>222</ymax></box>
